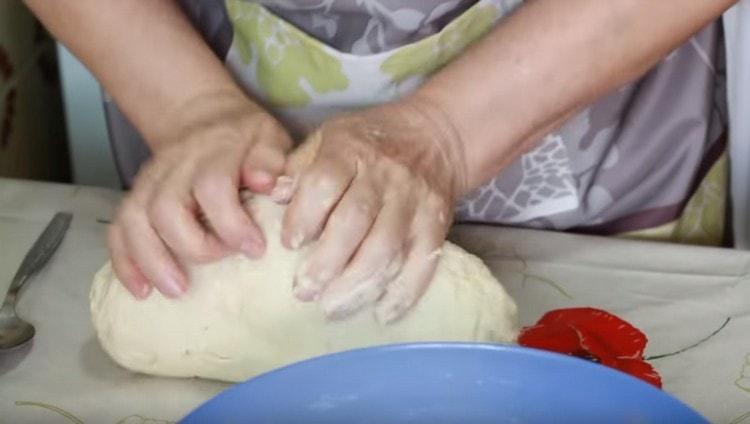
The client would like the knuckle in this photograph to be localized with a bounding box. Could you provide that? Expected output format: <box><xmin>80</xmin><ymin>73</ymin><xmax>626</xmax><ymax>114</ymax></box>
<box><xmin>353</xmin><ymin>197</ymin><xmax>378</xmax><ymax>219</ymax></box>
<box><xmin>194</xmin><ymin>172</ymin><xmax>233</xmax><ymax>200</ymax></box>
<box><xmin>247</xmin><ymin>142</ymin><xmax>282</xmax><ymax>161</ymax></box>
<box><xmin>330</xmin><ymin>200</ymin><xmax>374</xmax><ymax>227</ymax></box>
<box><xmin>306</xmin><ymin>168</ymin><xmax>341</xmax><ymax>191</ymax></box>
<box><xmin>146</xmin><ymin>197</ymin><xmax>176</xmax><ymax>226</ymax></box>
<box><xmin>194</xmin><ymin>123</ymin><xmax>243</xmax><ymax>144</ymax></box>
<box><xmin>118</xmin><ymin>199</ymin><xmax>145</xmax><ymax>224</ymax></box>
<box><xmin>387</xmin><ymin>163</ymin><xmax>412</xmax><ymax>184</ymax></box>
<box><xmin>424</xmin><ymin>191</ymin><xmax>449</xmax><ymax>212</ymax></box>
<box><xmin>373</xmin><ymin>231</ymin><xmax>402</xmax><ymax>256</ymax></box>
<box><xmin>258</xmin><ymin>119</ymin><xmax>291</xmax><ymax>147</ymax></box>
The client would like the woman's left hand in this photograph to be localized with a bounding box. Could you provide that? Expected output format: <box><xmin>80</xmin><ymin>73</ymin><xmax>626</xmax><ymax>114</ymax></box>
<box><xmin>276</xmin><ymin>99</ymin><xmax>467</xmax><ymax>324</ymax></box>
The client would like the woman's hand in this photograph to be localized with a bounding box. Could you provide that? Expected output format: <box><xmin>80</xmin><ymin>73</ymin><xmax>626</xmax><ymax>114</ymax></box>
<box><xmin>23</xmin><ymin>1</ymin><xmax>296</xmax><ymax>298</ymax></box>
<box><xmin>108</xmin><ymin>91</ymin><xmax>292</xmax><ymax>299</ymax></box>
<box><xmin>275</xmin><ymin>0</ymin><xmax>738</xmax><ymax>325</ymax></box>
<box><xmin>278</xmin><ymin>99</ymin><xmax>467</xmax><ymax>324</ymax></box>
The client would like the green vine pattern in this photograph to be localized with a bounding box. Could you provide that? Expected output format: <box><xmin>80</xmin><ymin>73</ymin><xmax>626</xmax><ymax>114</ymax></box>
<box><xmin>645</xmin><ymin>317</ymin><xmax>731</xmax><ymax>361</ymax></box>
<box><xmin>517</xmin><ymin>265</ymin><xmax>573</xmax><ymax>300</ymax></box>
<box><xmin>462</xmin><ymin>236</ymin><xmax>573</xmax><ymax>299</ymax></box>
<box><xmin>735</xmin><ymin>353</ymin><xmax>750</xmax><ymax>393</ymax></box>
<box><xmin>730</xmin><ymin>411</ymin><xmax>750</xmax><ymax>424</ymax></box>
<box><xmin>14</xmin><ymin>400</ymin><xmax>174</xmax><ymax>424</ymax></box>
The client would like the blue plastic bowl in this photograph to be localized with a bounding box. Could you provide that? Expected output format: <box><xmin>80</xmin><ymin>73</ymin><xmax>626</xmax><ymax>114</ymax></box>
<box><xmin>181</xmin><ymin>343</ymin><xmax>707</xmax><ymax>424</ymax></box>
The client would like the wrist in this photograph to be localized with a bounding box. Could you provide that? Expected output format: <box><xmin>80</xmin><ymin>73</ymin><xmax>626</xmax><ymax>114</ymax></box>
<box><xmin>149</xmin><ymin>87</ymin><xmax>267</xmax><ymax>151</ymax></box>
<box><xmin>398</xmin><ymin>94</ymin><xmax>469</xmax><ymax>200</ymax></box>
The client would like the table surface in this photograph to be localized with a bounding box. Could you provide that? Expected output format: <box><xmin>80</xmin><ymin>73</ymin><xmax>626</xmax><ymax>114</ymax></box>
<box><xmin>1</xmin><ymin>178</ymin><xmax>750</xmax><ymax>423</ymax></box>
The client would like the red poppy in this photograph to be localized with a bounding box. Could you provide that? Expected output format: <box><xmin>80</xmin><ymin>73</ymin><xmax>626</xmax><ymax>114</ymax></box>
<box><xmin>518</xmin><ymin>307</ymin><xmax>662</xmax><ymax>388</ymax></box>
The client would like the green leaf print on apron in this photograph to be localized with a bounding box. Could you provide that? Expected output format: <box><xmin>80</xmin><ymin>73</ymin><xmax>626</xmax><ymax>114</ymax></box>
<box><xmin>224</xmin><ymin>0</ymin><xmax>581</xmax><ymax>224</ymax></box>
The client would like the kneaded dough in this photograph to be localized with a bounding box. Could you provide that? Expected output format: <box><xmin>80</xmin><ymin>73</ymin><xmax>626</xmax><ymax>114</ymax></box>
<box><xmin>90</xmin><ymin>196</ymin><xmax>519</xmax><ymax>383</ymax></box>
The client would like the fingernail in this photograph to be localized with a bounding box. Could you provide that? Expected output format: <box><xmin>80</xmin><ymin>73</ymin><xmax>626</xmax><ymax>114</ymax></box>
<box><xmin>289</xmin><ymin>231</ymin><xmax>306</xmax><ymax>250</ymax></box>
<box><xmin>375</xmin><ymin>279</ymin><xmax>410</xmax><ymax>325</ymax></box>
<box><xmin>323</xmin><ymin>302</ymin><xmax>354</xmax><ymax>320</ymax></box>
<box><xmin>136</xmin><ymin>283</ymin><xmax>152</xmax><ymax>300</ymax></box>
<box><xmin>161</xmin><ymin>276</ymin><xmax>185</xmax><ymax>298</ymax></box>
<box><xmin>383</xmin><ymin>254</ymin><xmax>405</xmax><ymax>281</ymax></box>
<box><xmin>321</xmin><ymin>277</ymin><xmax>387</xmax><ymax>320</ymax></box>
<box><xmin>293</xmin><ymin>273</ymin><xmax>321</xmax><ymax>302</ymax></box>
<box><xmin>241</xmin><ymin>239</ymin><xmax>265</xmax><ymax>258</ymax></box>
<box><xmin>271</xmin><ymin>175</ymin><xmax>295</xmax><ymax>204</ymax></box>
<box><xmin>322</xmin><ymin>289</ymin><xmax>364</xmax><ymax>320</ymax></box>
<box><xmin>375</xmin><ymin>300</ymin><xmax>406</xmax><ymax>325</ymax></box>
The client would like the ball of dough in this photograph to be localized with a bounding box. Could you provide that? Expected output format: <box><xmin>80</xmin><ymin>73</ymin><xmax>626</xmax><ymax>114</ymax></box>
<box><xmin>90</xmin><ymin>196</ymin><xmax>519</xmax><ymax>383</ymax></box>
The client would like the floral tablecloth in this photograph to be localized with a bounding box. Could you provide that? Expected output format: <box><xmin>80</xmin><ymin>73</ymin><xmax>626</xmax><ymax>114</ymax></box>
<box><xmin>1</xmin><ymin>177</ymin><xmax>750</xmax><ymax>423</ymax></box>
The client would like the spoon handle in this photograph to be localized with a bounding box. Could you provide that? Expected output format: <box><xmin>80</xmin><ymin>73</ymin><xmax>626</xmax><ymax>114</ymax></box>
<box><xmin>3</xmin><ymin>212</ymin><xmax>73</xmax><ymax>308</ymax></box>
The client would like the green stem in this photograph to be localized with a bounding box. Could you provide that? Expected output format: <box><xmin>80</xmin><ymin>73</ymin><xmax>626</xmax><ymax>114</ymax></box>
<box><xmin>15</xmin><ymin>401</ymin><xmax>84</xmax><ymax>424</ymax></box>
<box><xmin>729</xmin><ymin>410</ymin><xmax>750</xmax><ymax>424</ymax></box>
<box><xmin>521</xmin><ymin>273</ymin><xmax>573</xmax><ymax>299</ymax></box>
<box><xmin>645</xmin><ymin>317</ymin><xmax>731</xmax><ymax>360</ymax></box>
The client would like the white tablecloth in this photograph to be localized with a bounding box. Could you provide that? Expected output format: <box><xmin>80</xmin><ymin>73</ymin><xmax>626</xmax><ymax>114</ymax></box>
<box><xmin>1</xmin><ymin>178</ymin><xmax>750</xmax><ymax>423</ymax></box>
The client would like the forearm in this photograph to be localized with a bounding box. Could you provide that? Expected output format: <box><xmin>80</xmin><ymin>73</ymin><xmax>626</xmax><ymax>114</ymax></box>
<box><xmin>414</xmin><ymin>0</ymin><xmax>737</xmax><ymax>191</ymax></box>
<box><xmin>25</xmin><ymin>0</ymin><xmax>253</xmax><ymax>149</ymax></box>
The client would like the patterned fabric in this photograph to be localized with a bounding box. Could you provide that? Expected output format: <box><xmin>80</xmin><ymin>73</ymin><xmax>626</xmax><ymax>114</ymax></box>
<box><xmin>257</xmin><ymin>0</ymin><xmax>476</xmax><ymax>55</ymax></box>
<box><xmin>459</xmin><ymin>134</ymin><xmax>579</xmax><ymax>224</ymax></box>
<box><xmin>222</xmin><ymin>0</ymin><xmax>516</xmax><ymax>137</ymax></box>
<box><xmin>104</xmin><ymin>0</ymin><xmax>727</xmax><ymax>245</ymax></box>
<box><xmin>622</xmin><ymin>150</ymin><xmax>727</xmax><ymax>246</ymax></box>
<box><xmin>457</xmin><ymin>23</ymin><xmax>726</xmax><ymax>235</ymax></box>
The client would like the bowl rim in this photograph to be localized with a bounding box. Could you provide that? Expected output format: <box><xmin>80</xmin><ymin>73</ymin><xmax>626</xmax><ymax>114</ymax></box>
<box><xmin>182</xmin><ymin>342</ymin><xmax>707</xmax><ymax>422</ymax></box>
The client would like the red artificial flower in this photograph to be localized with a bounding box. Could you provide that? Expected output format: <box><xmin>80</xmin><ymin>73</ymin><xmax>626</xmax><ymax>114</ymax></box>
<box><xmin>518</xmin><ymin>307</ymin><xmax>662</xmax><ymax>388</ymax></box>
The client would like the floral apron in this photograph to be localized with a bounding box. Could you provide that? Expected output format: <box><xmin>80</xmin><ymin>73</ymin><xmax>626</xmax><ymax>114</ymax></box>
<box><xmin>224</xmin><ymin>0</ymin><xmax>583</xmax><ymax>223</ymax></box>
<box><xmin>104</xmin><ymin>0</ymin><xmax>728</xmax><ymax>246</ymax></box>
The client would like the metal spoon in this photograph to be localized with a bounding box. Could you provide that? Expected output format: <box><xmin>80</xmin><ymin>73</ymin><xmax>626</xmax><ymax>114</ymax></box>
<box><xmin>0</xmin><ymin>212</ymin><xmax>72</xmax><ymax>350</ymax></box>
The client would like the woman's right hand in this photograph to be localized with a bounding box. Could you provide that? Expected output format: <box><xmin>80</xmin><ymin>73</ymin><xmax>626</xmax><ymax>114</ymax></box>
<box><xmin>107</xmin><ymin>91</ymin><xmax>292</xmax><ymax>299</ymax></box>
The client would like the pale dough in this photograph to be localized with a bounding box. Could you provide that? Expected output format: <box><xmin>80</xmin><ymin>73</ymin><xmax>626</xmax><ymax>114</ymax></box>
<box><xmin>90</xmin><ymin>196</ymin><xmax>519</xmax><ymax>383</ymax></box>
